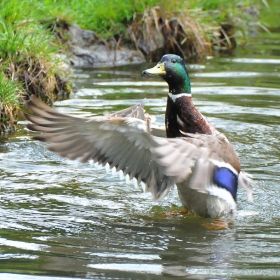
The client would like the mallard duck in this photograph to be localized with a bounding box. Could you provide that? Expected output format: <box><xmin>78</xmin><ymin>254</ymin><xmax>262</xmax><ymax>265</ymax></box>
<box><xmin>24</xmin><ymin>54</ymin><xmax>253</xmax><ymax>218</ymax></box>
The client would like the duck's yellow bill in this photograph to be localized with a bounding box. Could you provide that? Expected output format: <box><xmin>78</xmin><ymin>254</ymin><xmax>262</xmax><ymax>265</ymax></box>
<box><xmin>143</xmin><ymin>62</ymin><xmax>166</xmax><ymax>75</ymax></box>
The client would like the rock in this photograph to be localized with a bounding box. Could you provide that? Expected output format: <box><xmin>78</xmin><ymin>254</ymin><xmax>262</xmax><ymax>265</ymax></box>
<box><xmin>67</xmin><ymin>24</ymin><xmax>145</xmax><ymax>67</ymax></box>
<box><xmin>68</xmin><ymin>24</ymin><xmax>100</xmax><ymax>47</ymax></box>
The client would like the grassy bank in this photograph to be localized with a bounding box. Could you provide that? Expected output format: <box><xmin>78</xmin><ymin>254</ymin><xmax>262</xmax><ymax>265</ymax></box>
<box><xmin>0</xmin><ymin>0</ymin><xmax>262</xmax><ymax>133</ymax></box>
<box><xmin>0</xmin><ymin>2</ymin><xmax>70</xmax><ymax>133</ymax></box>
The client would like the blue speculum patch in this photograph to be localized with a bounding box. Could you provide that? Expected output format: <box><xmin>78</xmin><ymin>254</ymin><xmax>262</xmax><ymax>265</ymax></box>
<box><xmin>213</xmin><ymin>167</ymin><xmax>238</xmax><ymax>201</ymax></box>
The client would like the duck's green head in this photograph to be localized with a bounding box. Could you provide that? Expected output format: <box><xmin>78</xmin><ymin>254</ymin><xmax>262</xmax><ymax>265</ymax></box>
<box><xmin>143</xmin><ymin>54</ymin><xmax>191</xmax><ymax>94</ymax></box>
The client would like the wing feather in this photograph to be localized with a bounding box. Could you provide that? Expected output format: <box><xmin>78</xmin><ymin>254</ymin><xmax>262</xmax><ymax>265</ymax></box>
<box><xmin>24</xmin><ymin>95</ymin><xmax>179</xmax><ymax>199</ymax></box>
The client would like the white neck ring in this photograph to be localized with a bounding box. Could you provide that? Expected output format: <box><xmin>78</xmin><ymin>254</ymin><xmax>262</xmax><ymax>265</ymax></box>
<box><xmin>168</xmin><ymin>92</ymin><xmax>192</xmax><ymax>102</ymax></box>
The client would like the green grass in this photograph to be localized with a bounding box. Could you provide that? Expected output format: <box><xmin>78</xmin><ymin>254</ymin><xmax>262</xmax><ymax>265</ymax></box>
<box><xmin>0</xmin><ymin>72</ymin><xmax>20</xmax><ymax>106</ymax></box>
<box><xmin>259</xmin><ymin>0</ymin><xmax>279</xmax><ymax>29</ymax></box>
<box><xmin>0</xmin><ymin>72</ymin><xmax>20</xmax><ymax>133</ymax></box>
<box><xmin>0</xmin><ymin>18</ymin><xmax>55</xmax><ymax>65</ymax></box>
<box><xmin>0</xmin><ymin>0</ymin><xmax>261</xmax><ymax>39</ymax></box>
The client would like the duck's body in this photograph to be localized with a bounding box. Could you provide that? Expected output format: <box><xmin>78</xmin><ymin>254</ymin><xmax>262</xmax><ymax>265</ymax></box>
<box><xmin>143</xmin><ymin>54</ymin><xmax>249</xmax><ymax>217</ymax></box>
<box><xmin>24</xmin><ymin>54</ymin><xmax>253</xmax><ymax>218</ymax></box>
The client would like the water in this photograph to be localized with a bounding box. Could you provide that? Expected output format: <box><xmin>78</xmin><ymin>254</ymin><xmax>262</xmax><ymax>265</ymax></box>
<box><xmin>0</xmin><ymin>31</ymin><xmax>280</xmax><ymax>279</ymax></box>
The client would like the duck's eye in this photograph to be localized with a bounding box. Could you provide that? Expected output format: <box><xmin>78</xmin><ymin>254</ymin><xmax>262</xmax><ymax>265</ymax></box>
<box><xmin>171</xmin><ymin>59</ymin><xmax>177</xmax><ymax>63</ymax></box>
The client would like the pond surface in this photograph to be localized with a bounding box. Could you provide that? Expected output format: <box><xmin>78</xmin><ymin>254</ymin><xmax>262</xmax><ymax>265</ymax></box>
<box><xmin>0</xmin><ymin>31</ymin><xmax>280</xmax><ymax>279</ymax></box>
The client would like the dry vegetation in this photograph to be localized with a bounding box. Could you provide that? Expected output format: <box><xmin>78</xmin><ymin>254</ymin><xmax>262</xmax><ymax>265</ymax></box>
<box><xmin>126</xmin><ymin>3</ymin><xmax>259</xmax><ymax>61</ymax></box>
<box><xmin>128</xmin><ymin>7</ymin><xmax>212</xmax><ymax>62</ymax></box>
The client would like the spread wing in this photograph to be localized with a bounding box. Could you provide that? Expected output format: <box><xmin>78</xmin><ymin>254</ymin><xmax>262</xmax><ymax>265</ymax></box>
<box><xmin>24</xmin><ymin>95</ymin><xmax>253</xmax><ymax>201</ymax></box>
<box><xmin>24</xmin><ymin>95</ymin><xmax>196</xmax><ymax>199</ymax></box>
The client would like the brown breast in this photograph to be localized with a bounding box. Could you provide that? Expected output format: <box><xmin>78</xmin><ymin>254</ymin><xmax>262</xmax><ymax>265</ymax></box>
<box><xmin>165</xmin><ymin>95</ymin><xmax>213</xmax><ymax>138</ymax></box>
